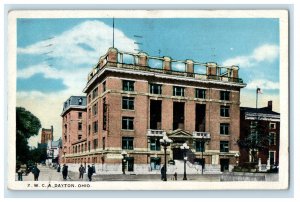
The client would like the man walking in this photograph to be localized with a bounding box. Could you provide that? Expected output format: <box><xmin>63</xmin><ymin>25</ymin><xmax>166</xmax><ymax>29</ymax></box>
<box><xmin>31</xmin><ymin>164</ymin><xmax>40</xmax><ymax>181</ymax></box>
<box><xmin>62</xmin><ymin>164</ymin><xmax>68</xmax><ymax>180</ymax></box>
<box><xmin>87</xmin><ymin>165</ymin><xmax>93</xmax><ymax>181</ymax></box>
<box><xmin>79</xmin><ymin>164</ymin><xmax>85</xmax><ymax>179</ymax></box>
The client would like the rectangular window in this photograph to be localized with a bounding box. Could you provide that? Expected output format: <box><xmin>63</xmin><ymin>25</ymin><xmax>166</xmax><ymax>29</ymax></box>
<box><xmin>92</xmin><ymin>87</ymin><xmax>98</xmax><ymax>99</ymax></box>
<box><xmin>93</xmin><ymin>121</ymin><xmax>98</xmax><ymax>133</ymax></box>
<box><xmin>122</xmin><ymin>97</ymin><xmax>134</xmax><ymax>110</ymax></box>
<box><xmin>269</xmin><ymin>122</ymin><xmax>276</xmax><ymax>129</ymax></box>
<box><xmin>123</xmin><ymin>80</ymin><xmax>135</xmax><ymax>91</ymax></box>
<box><xmin>220</xmin><ymin>123</ymin><xmax>230</xmax><ymax>135</ymax></box>
<box><xmin>220</xmin><ymin>141</ymin><xmax>229</xmax><ymax>152</ymax></box>
<box><xmin>173</xmin><ymin>86</ymin><xmax>185</xmax><ymax>96</ymax></box>
<box><xmin>269</xmin><ymin>132</ymin><xmax>276</xmax><ymax>145</ymax></box>
<box><xmin>122</xmin><ymin>137</ymin><xmax>134</xmax><ymax>150</ymax></box>
<box><xmin>103</xmin><ymin>98</ymin><xmax>107</xmax><ymax>130</ymax></box>
<box><xmin>103</xmin><ymin>81</ymin><xmax>106</xmax><ymax>92</ymax></box>
<box><xmin>150</xmin><ymin>138</ymin><xmax>161</xmax><ymax>151</ymax></box>
<box><xmin>93</xmin><ymin>103</ymin><xmax>98</xmax><ymax>115</ymax></box>
<box><xmin>269</xmin><ymin>151</ymin><xmax>275</xmax><ymax>165</ymax></box>
<box><xmin>220</xmin><ymin>91</ymin><xmax>230</xmax><ymax>101</ymax></box>
<box><xmin>78</xmin><ymin>122</ymin><xmax>82</xmax><ymax>131</ymax></box>
<box><xmin>78</xmin><ymin>112</ymin><xmax>82</xmax><ymax>119</ymax></box>
<box><xmin>122</xmin><ymin>117</ymin><xmax>134</xmax><ymax>130</ymax></box>
<box><xmin>150</xmin><ymin>157</ymin><xmax>161</xmax><ymax>170</ymax></box>
<box><xmin>78</xmin><ymin>134</ymin><xmax>82</xmax><ymax>140</ymax></box>
<box><xmin>102</xmin><ymin>137</ymin><xmax>105</xmax><ymax>150</ymax></box>
<box><xmin>88</xmin><ymin>94</ymin><xmax>91</xmax><ymax>103</ymax></box>
<box><xmin>150</xmin><ymin>84</ymin><xmax>162</xmax><ymax>94</ymax></box>
<box><xmin>195</xmin><ymin>141</ymin><xmax>205</xmax><ymax>152</ymax></box>
<box><xmin>88</xmin><ymin>141</ymin><xmax>91</xmax><ymax>152</ymax></box>
<box><xmin>195</xmin><ymin>89</ymin><xmax>206</xmax><ymax>99</ymax></box>
<box><xmin>88</xmin><ymin>124</ymin><xmax>91</xmax><ymax>135</ymax></box>
<box><xmin>93</xmin><ymin>139</ymin><xmax>98</xmax><ymax>150</ymax></box>
<box><xmin>220</xmin><ymin>106</ymin><xmax>230</xmax><ymax>117</ymax></box>
<box><xmin>88</xmin><ymin>108</ymin><xmax>91</xmax><ymax>119</ymax></box>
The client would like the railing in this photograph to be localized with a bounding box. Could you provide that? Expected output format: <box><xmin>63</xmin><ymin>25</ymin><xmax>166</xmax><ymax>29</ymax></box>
<box><xmin>147</xmin><ymin>129</ymin><xmax>166</xmax><ymax>137</ymax></box>
<box><xmin>192</xmin><ymin>132</ymin><xmax>211</xmax><ymax>139</ymax></box>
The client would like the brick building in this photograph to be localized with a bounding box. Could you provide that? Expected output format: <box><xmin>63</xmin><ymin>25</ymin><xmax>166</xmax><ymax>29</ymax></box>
<box><xmin>61</xmin><ymin>96</ymin><xmax>87</xmax><ymax>165</ymax></box>
<box><xmin>41</xmin><ymin>126</ymin><xmax>53</xmax><ymax>144</ymax></box>
<box><xmin>61</xmin><ymin>47</ymin><xmax>246</xmax><ymax>174</ymax></box>
<box><xmin>239</xmin><ymin>101</ymin><xmax>280</xmax><ymax>171</ymax></box>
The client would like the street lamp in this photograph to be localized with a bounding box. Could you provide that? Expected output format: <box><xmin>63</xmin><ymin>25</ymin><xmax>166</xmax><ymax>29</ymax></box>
<box><xmin>160</xmin><ymin>135</ymin><xmax>172</xmax><ymax>181</ymax></box>
<box><xmin>121</xmin><ymin>150</ymin><xmax>128</xmax><ymax>174</ymax></box>
<box><xmin>180</xmin><ymin>143</ymin><xmax>189</xmax><ymax>180</ymax></box>
<box><xmin>235</xmin><ymin>152</ymin><xmax>240</xmax><ymax>166</ymax></box>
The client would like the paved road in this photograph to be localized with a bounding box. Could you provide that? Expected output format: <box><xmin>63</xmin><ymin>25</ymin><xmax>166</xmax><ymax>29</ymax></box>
<box><xmin>16</xmin><ymin>165</ymin><xmax>221</xmax><ymax>182</ymax></box>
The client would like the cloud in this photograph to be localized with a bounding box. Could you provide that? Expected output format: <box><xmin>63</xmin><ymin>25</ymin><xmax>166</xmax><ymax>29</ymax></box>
<box><xmin>246</xmin><ymin>79</ymin><xmax>280</xmax><ymax>90</ymax></box>
<box><xmin>222</xmin><ymin>44</ymin><xmax>279</xmax><ymax>67</ymax></box>
<box><xmin>18</xmin><ymin>20</ymin><xmax>138</xmax><ymax>66</ymax></box>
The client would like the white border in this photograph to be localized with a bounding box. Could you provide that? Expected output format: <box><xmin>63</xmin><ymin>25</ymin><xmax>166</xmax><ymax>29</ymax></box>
<box><xmin>7</xmin><ymin>9</ymin><xmax>289</xmax><ymax>191</ymax></box>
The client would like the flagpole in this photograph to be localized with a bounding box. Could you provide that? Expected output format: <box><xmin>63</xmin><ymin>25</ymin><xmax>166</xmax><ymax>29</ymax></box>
<box><xmin>113</xmin><ymin>17</ymin><xmax>115</xmax><ymax>48</ymax></box>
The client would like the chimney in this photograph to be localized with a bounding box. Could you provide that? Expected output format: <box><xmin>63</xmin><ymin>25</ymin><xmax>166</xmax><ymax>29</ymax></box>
<box><xmin>107</xmin><ymin>47</ymin><xmax>118</xmax><ymax>66</ymax></box>
<box><xmin>186</xmin><ymin>59</ymin><xmax>194</xmax><ymax>74</ymax></box>
<box><xmin>138</xmin><ymin>52</ymin><xmax>148</xmax><ymax>66</ymax></box>
<box><xmin>267</xmin><ymin>101</ymin><xmax>272</xmax><ymax>111</ymax></box>
<box><xmin>206</xmin><ymin>62</ymin><xmax>217</xmax><ymax>79</ymax></box>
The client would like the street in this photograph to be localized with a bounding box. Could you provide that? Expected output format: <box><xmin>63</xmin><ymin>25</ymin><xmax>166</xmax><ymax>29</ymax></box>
<box><xmin>16</xmin><ymin>165</ymin><xmax>221</xmax><ymax>182</ymax></box>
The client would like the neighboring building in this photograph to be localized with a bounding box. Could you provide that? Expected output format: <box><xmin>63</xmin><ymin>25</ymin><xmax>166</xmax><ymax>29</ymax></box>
<box><xmin>60</xmin><ymin>96</ymin><xmax>87</xmax><ymax>165</ymax></box>
<box><xmin>41</xmin><ymin>126</ymin><xmax>54</xmax><ymax>144</ymax></box>
<box><xmin>46</xmin><ymin>138</ymin><xmax>62</xmax><ymax>165</ymax></box>
<box><xmin>239</xmin><ymin>101</ymin><xmax>280</xmax><ymax>170</ymax></box>
<box><xmin>61</xmin><ymin>47</ymin><xmax>246</xmax><ymax>174</ymax></box>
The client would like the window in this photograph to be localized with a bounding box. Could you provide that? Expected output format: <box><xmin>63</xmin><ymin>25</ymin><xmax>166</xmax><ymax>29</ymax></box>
<box><xmin>92</xmin><ymin>87</ymin><xmax>98</xmax><ymax>99</ymax></box>
<box><xmin>195</xmin><ymin>141</ymin><xmax>205</xmax><ymax>152</ymax></box>
<box><xmin>122</xmin><ymin>97</ymin><xmax>134</xmax><ymax>110</ymax></box>
<box><xmin>78</xmin><ymin>122</ymin><xmax>82</xmax><ymax>131</ymax></box>
<box><xmin>173</xmin><ymin>86</ymin><xmax>185</xmax><ymax>96</ymax></box>
<box><xmin>220</xmin><ymin>123</ymin><xmax>230</xmax><ymax>135</ymax></box>
<box><xmin>88</xmin><ymin>141</ymin><xmax>91</xmax><ymax>152</ymax></box>
<box><xmin>93</xmin><ymin>121</ymin><xmax>98</xmax><ymax>133</ymax></box>
<box><xmin>220</xmin><ymin>141</ymin><xmax>229</xmax><ymax>152</ymax></box>
<box><xmin>78</xmin><ymin>98</ymin><xmax>82</xmax><ymax>105</ymax></box>
<box><xmin>103</xmin><ymin>81</ymin><xmax>106</xmax><ymax>92</ymax></box>
<box><xmin>88</xmin><ymin>124</ymin><xmax>91</xmax><ymax>135</ymax></box>
<box><xmin>220</xmin><ymin>106</ymin><xmax>230</xmax><ymax>117</ymax></box>
<box><xmin>93</xmin><ymin>139</ymin><xmax>98</xmax><ymax>150</ymax></box>
<box><xmin>103</xmin><ymin>137</ymin><xmax>105</xmax><ymax>150</ymax></box>
<box><xmin>150</xmin><ymin>84</ymin><xmax>162</xmax><ymax>94</ymax></box>
<box><xmin>150</xmin><ymin>157</ymin><xmax>161</xmax><ymax>170</ymax></box>
<box><xmin>122</xmin><ymin>117</ymin><xmax>134</xmax><ymax>130</ymax></box>
<box><xmin>88</xmin><ymin>108</ymin><xmax>91</xmax><ymax>119</ymax></box>
<box><xmin>93</xmin><ymin>103</ymin><xmax>98</xmax><ymax>115</ymax></box>
<box><xmin>269</xmin><ymin>122</ymin><xmax>276</xmax><ymax>129</ymax></box>
<box><xmin>88</xmin><ymin>94</ymin><xmax>91</xmax><ymax>103</ymax></box>
<box><xmin>123</xmin><ymin>80</ymin><xmax>134</xmax><ymax>91</ymax></box>
<box><xmin>78</xmin><ymin>112</ymin><xmax>82</xmax><ymax>119</ymax></box>
<box><xmin>269</xmin><ymin>151</ymin><xmax>275</xmax><ymax>165</ymax></box>
<box><xmin>150</xmin><ymin>138</ymin><xmax>161</xmax><ymax>151</ymax></box>
<box><xmin>122</xmin><ymin>137</ymin><xmax>134</xmax><ymax>150</ymax></box>
<box><xmin>269</xmin><ymin>132</ymin><xmax>276</xmax><ymax>145</ymax></box>
<box><xmin>78</xmin><ymin>134</ymin><xmax>82</xmax><ymax>140</ymax></box>
<box><xmin>103</xmin><ymin>98</ymin><xmax>107</xmax><ymax>130</ymax></box>
<box><xmin>220</xmin><ymin>91</ymin><xmax>230</xmax><ymax>101</ymax></box>
<box><xmin>195</xmin><ymin>89</ymin><xmax>206</xmax><ymax>99</ymax></box>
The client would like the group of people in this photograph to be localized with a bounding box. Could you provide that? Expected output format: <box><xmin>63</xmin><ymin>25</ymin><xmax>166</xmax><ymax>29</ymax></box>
<box><xmin>57</xmin><ymin>164</ymin><xmax>95</xmax><ymax>181</ymax></box>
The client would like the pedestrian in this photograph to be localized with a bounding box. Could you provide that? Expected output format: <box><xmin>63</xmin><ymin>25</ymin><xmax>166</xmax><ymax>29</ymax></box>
<box><xmin>87</xmin><ymin>165</ymin><xmax>93</xmax><ymax>181</ymax></box>
<box><xmin>160</xmin><ymin>165</ymin><xmax>165</xmax><ymax>180</ymax></box>
<box><xmin>17</xmin><ymin>168</ymin><xmax>23</xmax><ymax>181</ymax></box>
<box><xmin>173</xmin><ymin>172</ymin><xmax>177</xmax><ymax>181</ymax></box>
<box><xmin>57</xmin><ymin>164</ymin><xmax>61</xmax><ymax>172</ymax></box>
<box><xmin>79</xmin><ymin>164</ymin><xmax>85</xmax><ymax>179</ymax></box>
<box><xmin>31</xmin><ymin>164</ymin><xmax>40</xmax><ymax>181</ymax></box>
<box><xmin>62</xmin><ymin>164</ymin><xmax>68</xmax><ymax>180</ymax></box>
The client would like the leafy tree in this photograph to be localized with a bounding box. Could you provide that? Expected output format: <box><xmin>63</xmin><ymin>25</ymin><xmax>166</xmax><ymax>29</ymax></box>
<box><xmin>29</xmin><ymin>147</ymin><xmax>47</xmax><ymax>163</ymax></box>
<box><xmin>16</xmin><ymin>107</ymin><xmax>41</xmax><ymax>164</ymax></box>
<box><xmin>238</xmin><ymin>121</ymin><xmax>271</xmax><ymax>164</ymax></box>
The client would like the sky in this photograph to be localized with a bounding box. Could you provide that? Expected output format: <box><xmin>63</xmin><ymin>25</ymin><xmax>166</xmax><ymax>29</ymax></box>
<box><xmin>16</xmin><ymin>18</ymin><xmax>280</xmax><ymax>147</ymax></box>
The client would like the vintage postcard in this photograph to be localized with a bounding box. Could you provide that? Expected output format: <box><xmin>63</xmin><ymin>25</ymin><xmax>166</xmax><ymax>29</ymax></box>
<box><xmin>7</xmin><ymin>10</ymin><xmax>289</xmax><ymax>190</ymax></box>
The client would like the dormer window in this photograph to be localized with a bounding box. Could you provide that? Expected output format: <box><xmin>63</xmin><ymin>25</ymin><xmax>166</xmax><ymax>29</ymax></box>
<box><xmin>78</xmin><ymin>98</ymin><xmax>82</xmax><ymax>105</ymax></box>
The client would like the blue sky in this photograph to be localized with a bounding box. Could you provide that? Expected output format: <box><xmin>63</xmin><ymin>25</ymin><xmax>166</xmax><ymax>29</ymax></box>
<box><xmin>16</xmin><ymin>18</ymin><xmax>280</xmax><ymax>146</ymax></box>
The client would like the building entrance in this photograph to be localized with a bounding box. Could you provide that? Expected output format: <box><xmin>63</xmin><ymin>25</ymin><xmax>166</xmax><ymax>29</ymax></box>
<box><xmin>173</xmin><ymin>148</ymin><xmax>184</xmax><ymax>160</ymax></box>
<box><xmin>220</xmin><ymin>159</ymin><xmax>229</xmax><ymax>172</ymax></box>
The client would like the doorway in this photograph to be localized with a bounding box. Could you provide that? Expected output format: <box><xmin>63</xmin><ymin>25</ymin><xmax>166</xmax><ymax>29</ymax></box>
<box><xmin>220</xmin><ymin>159</ymin><xmax>229</xmax><ymax>172</ymax></box>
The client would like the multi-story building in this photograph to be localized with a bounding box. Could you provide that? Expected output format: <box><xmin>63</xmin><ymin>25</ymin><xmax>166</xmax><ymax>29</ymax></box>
<box><xmin>41</xmin><ymin>126</ymin><xmax>53</xmax><ymax>144</ymax></box>
<box><xmin>61</xmin><ymin>96</ymin><xmax>87</xmax><ymax>165</ymax></box>
<box><xmin>61</xmin><ymin>47</ymin><xmax>246</xmax><ymax>174</ymax></box>
<box><xmin>239</xmin><ymin>101</ymin><xmax>280</xmax><ymax>171</ymax></box>
<box><xmin>46</xmin><ymin>138</ymin><xmax>62</xmax><ymax>166</ymax></box>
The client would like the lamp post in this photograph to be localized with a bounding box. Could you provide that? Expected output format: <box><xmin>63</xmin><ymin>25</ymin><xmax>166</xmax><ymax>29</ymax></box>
<box><xmin>235</xmin><ymin>152</ymin><xmax>240</xmax><ymax>166</ymax></box>
<box><xmin>121</xmin><ymin>150</ymin><xmax>127</xmax><ymax>174</ymax></box>
<box><xmin>160</xmin><ymin>135</ymin><xmax>172</xmax><ymax>181</ymax></box>
<box><xmin>180</xmin><ymin>143</ymin><xmax>189</xmax><ymax>180</ymax></box>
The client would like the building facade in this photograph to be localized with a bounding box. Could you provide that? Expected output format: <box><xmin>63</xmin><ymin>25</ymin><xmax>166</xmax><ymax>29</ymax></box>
<box><xmin>239</xmin><ymin>101</ymin><xmax>280</xmax><ymax>171</ymax></box>
<box><xmin>46</xmin><ymin>138</ymin><xmax>62</xmax><ymax>166</ymax></box>
<box><xmin>41</xmin><ymin>126</ymin><xmax>53</xmax><ymax>144</ymax></box>
<box><xmin>61</xmin><ymin>47</ymin><xmax>246</xmax><ymax>174</ymax></box>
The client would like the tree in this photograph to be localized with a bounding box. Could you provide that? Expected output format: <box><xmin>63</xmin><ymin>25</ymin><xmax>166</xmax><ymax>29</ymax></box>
<box><xmin>16</xmin><ymin>107</ymin><xmax>41</xmax><ymax>164</ymax></box>
<box><xmin>238</xmin><ymin>121</ymin><xmax>271</xmax><ymax>164</ymax></box>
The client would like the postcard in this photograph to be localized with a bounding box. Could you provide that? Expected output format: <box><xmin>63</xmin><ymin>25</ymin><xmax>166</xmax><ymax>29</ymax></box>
<box><xmin>7</xmin><ymin>10</ymin><xmax>289</xmax><ymax>190</ymax></box>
